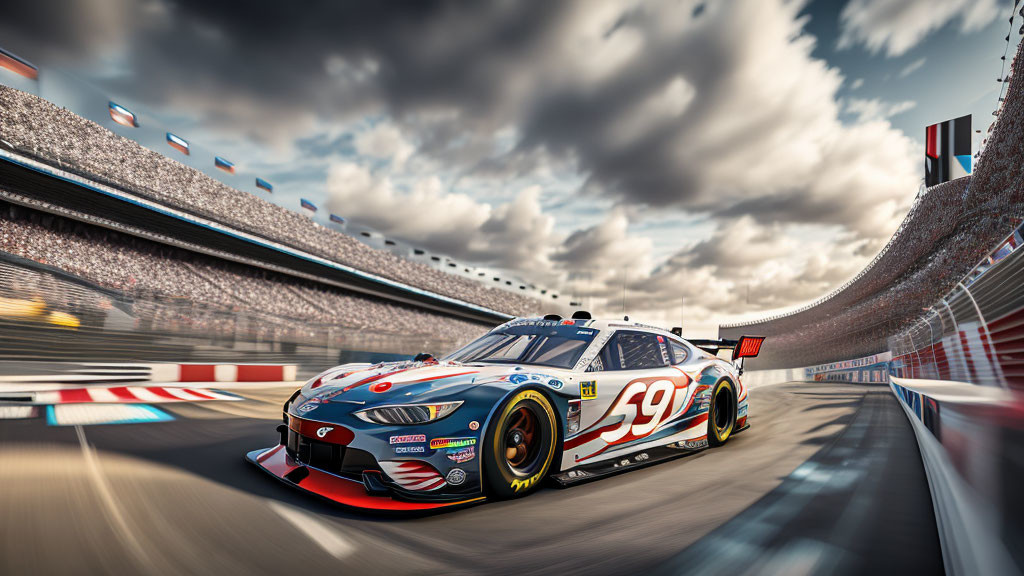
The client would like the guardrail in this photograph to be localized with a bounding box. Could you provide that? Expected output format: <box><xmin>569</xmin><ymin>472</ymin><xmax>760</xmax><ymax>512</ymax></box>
<box><xmin>890</xmin><ymin>377</ymin><xmax>1023</xmax><ymax>576</ymax></box>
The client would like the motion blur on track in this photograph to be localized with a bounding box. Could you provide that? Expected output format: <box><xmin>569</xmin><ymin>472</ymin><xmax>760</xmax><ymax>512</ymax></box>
<box><xmin>3</xmin><ymin>2</ymin><xmax>1024</xmax><ymax>575</ymax></box>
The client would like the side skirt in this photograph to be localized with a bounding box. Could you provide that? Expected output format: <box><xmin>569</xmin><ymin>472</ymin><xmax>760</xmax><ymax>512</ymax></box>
<box><xmin>551</xmin><ymin>422</ymin><xmax>751</xmax><ymax>486</ymax></box>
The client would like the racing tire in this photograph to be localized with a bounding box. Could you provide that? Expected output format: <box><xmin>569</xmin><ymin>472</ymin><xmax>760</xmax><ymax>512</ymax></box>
<box><xmin>707</xmin><ymin>379</ymin><xmax>736</xmax><ymax>447</ymax></box>
<box><xmin>483</xmin><ymin>389</ymin><xmax>558</xmax><ymax>499</ymax></box>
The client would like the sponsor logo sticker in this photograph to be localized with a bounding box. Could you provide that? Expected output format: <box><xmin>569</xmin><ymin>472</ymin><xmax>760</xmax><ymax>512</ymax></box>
<box><xmin>394</xmin><ymin>446</ymin><xmax>426</xmax><ymax>454</ymax></box>
<box><xmin>683</xmin><ymin>439</ymin><xmax>708</xmax><ymax>450</ymax></box>
<box><xmin>430</xmin><ymin>437</ymin><xmax>477</xmax><ymax>450</ymax></box>
<box><xmin>580</xmin><ymin>381</ymin><xmax>597</xmax><ymax>400</ymax></box>
<box><xmin>446</xmin><ymin>468</ymin><xmax>466</xmax><ymax>486</ymax></box>
<box><xmin>468</xmin><ymin>420</ymin><xmax>480</xmax><ymax>431</ymax></box>
<box><xmin>546</xmin><ymin>378</ymin><xmax>564</xmax><ymax>390</ymax></box>
<box><xmin>297</xmin><ymin>402</ymin><xmax>317</xmax><ymax>414</ymax></box>
<box><xmin>389</xmin><ymin>434</ymin><xmax>426</xmax><ymax>444</ymax></box>
<box><xmin>446</xmin><ymin>446</ymin><xmax>475</xmax><ymax>463</ymax></box>
<box><xmin>316</xmin><ymin>426</ymin><xmax>333</xmax><ymax>438</ymax></box>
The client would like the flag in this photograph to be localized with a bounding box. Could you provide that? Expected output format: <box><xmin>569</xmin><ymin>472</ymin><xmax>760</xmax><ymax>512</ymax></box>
<box><xmin>925</xmin><ymin>115</ymin><xmax>971</xmax><ymax>186</ymax></box>
<box><xmin>329</xmin><ymin>213</ymin><xmax>345</xmax><ymax>224</ymax></box>
<box><xmin>214</xmin><ymin>156</ymin><xmax>235</xmax><ymax>174</ymax></box>
<box><xmin>166</xmin><ymin>132</ymin><xmax>190</xmax><ymax>155</ymax></box>
<box><xmin>108</xmin><ymin>102</ymin><xmax>139</xmax><ymax>128</ymax></box>
<box><xmin>255</xmin><ymin>178</ymin><xmax>273</xmax><ymax>193</ymax></box>
<box><xmin>300</xmin><ymin>198</ymin><xmax>317</xmax><ymax>217</ymax></box>
<box><xmin>0</xmin><ymin>47</ymin><xmax>37</xmax><ymax>79</ymax></box>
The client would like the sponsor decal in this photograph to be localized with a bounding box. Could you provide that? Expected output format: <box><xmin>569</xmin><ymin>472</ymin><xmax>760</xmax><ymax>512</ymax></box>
<box><xmin>737</xmin><ymin>405</ymin><xmax>748</xmax><ymax>417</ymax></box>
<box><xmin>468</xmin><ymin>420</ymin><xmax>480</xmax><ymax>431</ymax></box>
<box><xmin>429</xmin><ymin>437</ymin><xmax>477</xmax><ymax>450</ymax></box>
<box><xmin>510</xmin><ymin>474</ymin><xmax>540</xmax><ymax>493</ymax></box>
<box><xmin>565</xmin><ymin>469</ymin><xmax>591</xmax><ymax>479</ymax></box>
<box><xmin>446</xmin><ymin>468</ymin><xmax>467</xmax><ymax>486</ymax></box>
<box><xmin>576</xmin><ymin>329</ymin><xmax>595</xmax><ymax>335</ymax></box>
<box><xmin>634</xmin><ymin>452</ymin><xmax>650</xmax><ymax>462</ymax></box>
<box><xmin>580</xmin><ymin>381</ymin><xmax>597</xmax><ymax>400</ymax></box>
<box><xmin>297</xmin><ymin>401</ymin><xmax>318</xmax><ymax>414</ymax></box>
<box><xmin>369</xmin><ymin>381</ymin><xmax>393</xmax><ymax>393</ymax></box>
<box><xmin>566</xmin><ymin>374</ymin><xmax>693</xmax><ymax>459</ymax></box>
<box><xmin>683</xmin><ymin>439</ymin><xmax>709</xmax><ymax>449</ymax></box>
<box><xmin>546</xmin><ymin>378</ymin><xmax>564</xmax><ymax>390</ymax></box>
<box><xmin>446</xmin><ymin>446</ymin><xmax>475</xmax><ymax>463</ymax></box>
<box><xmin>390</xmin><ymin>434</ymin><xmax>426</xmax><ymax>444</ymax></box>
<box><xmin>395</xmin><ymin>446</ymin><xmax>426</xmax><ymax>454</ymax></box>
<box><xmin>316</xmin><ymin>426</ymin><xmax>333</xmax><ymax>438</ymax></box>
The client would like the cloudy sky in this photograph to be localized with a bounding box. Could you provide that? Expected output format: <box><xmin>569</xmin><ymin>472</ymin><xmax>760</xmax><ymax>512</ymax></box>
<box><xmin>1</xmin><ymin>0</ymin><xmax>1018</xmax><ymax>335</ymax></box>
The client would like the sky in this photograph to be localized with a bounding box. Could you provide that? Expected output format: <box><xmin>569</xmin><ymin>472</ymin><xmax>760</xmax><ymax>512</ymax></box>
<box><xmin>0</xmin><ymin>0</ymin><xmax>1019</xmax><ymax>336</ymax></box>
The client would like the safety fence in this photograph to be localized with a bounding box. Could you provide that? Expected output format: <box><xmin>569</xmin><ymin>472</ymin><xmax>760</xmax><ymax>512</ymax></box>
<box><xmin>889</xmin><ymin>223</ymin><xmax>1024</xmax><ymax>389</ymax></box>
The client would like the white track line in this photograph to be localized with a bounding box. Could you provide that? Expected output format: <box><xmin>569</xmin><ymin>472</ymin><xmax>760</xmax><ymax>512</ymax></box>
<box><xmin>266</xmin><ymin>501</ymin><xmax>355</xmax><ymax>560</ymax></box>
<box><xmin>75</xmin><ymin>425</ymin><xmax>157</xmax><ymax>573</ymax></box>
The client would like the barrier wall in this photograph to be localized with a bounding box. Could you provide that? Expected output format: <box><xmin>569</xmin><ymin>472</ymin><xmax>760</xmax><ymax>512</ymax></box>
<box><xmin>890</xmin><ymin>377</ymin><xmax>1023</xmax><ymax>575</ymax></box>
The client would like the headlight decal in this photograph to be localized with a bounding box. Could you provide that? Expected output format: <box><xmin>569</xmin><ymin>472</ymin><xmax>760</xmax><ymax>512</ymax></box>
<box><xmin>355</xmin><ymin>401</ymin><xmax>463</xmax><ymax>425</ymax></box>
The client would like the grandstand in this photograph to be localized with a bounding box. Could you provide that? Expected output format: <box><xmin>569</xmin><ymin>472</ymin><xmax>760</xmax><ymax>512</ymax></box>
<box><xmin>0</xmin><ymin>84</ymin><xmax>542</xmax><ymax>318</ymax></box>
<box><xmin>721</xmin><ymin>41</ymin><xmax>1024</xmax><ymax>370</ymax></box>
<box><xmin>0</xmin><ymin>81</ymin><xmax>561</xmax><ymax>364</ymax></box>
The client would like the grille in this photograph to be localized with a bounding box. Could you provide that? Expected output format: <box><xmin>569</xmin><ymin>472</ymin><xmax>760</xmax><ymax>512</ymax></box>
<box><xmin>285</xmin><ymin>428</ymin><xmax>381</xmax><ymax>479</ymax></box>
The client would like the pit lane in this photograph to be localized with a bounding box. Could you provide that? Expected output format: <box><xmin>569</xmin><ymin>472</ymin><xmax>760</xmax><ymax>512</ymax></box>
<box><xmin>0</xmin><ymin>380</ymin><xmax>942</xmax><ymax>575</ymax></box>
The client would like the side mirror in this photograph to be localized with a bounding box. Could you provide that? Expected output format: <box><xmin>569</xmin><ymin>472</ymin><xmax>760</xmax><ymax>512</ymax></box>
<box><xmin>413</xmin><ymin>352</ymin><xmax>435</xmax><ymax>362</ymax></box>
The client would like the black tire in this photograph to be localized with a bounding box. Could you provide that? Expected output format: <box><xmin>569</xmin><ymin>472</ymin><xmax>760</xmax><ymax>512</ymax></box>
<box><xmin>707</xmin><ymin>379</ymin><xmax>737</xmax><ymax>447</ymax></box>
<box><xmin>483</xmin><ymin>389</ymin><xmax>558</xmax><ymax>498</ymax></box>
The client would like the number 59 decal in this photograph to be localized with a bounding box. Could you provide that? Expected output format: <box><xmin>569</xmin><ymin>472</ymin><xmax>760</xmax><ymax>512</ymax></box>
<box><xmin>565</xmin><ymin>375</ymin><xmax>691</xmax><ymax>455</ymax></box>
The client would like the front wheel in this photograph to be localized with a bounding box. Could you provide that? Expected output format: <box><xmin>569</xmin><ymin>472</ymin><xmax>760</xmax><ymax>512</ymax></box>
<box><xmin>707</xmin><ymin>379</ymin><xmax>736</xmax><ymax>447</ymax></box>
<box><xmin>483</xmin><ymin>389</ymin><xmax>558</xmax><ymax>498</ymax></box>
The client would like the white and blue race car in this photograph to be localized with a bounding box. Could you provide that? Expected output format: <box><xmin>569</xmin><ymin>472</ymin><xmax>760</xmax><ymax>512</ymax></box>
<box><xmin>247</xmin><ymin>313</ymin><xmax>763</xmax><ymax>512</ymax></box>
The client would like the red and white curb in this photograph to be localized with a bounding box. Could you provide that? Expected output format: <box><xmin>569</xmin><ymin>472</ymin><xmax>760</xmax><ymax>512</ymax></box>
<box><xmin>150</xmin><ymin>364</ymin><xmax>298</xmax><ymax>383</ymax></box>
<box><xmin>0</xmin><ymin>363</ymin><xmax>298</xmax><ymax>384</ymax></box>
<box><xmin>8</xmin><ymin>386</ymin><xmax>242</xmax><ymax>405</ymax></box>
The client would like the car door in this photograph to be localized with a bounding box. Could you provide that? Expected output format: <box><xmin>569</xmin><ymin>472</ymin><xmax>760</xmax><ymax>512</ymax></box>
<box><xmin>566</xmin><ymin>330</ymin><xmax>692</xmax><ymax>465</ymax></box>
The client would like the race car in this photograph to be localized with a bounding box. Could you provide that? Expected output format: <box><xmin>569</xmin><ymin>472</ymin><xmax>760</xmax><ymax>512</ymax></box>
<box><xmin>247</xmin><ymin>312</ymin><xmax>764</xmax><ymax>512</ymax></box>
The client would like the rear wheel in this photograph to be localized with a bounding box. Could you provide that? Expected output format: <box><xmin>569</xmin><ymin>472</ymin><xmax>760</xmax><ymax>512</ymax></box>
<box><xmin>484</xmin><ymin>389</ymin><xmax>558</xmax><ymax>498</ymax></box>
<box><xmin>708</xmin><ymin>379</ymin><xmax>736</xmax><ymax>447</ymax></box>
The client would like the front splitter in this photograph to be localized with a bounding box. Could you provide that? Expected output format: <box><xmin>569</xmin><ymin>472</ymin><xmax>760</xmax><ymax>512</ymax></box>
<box><xmin>246</xmin><ymin>445</ymin><xmax>485</xmax><ymax>513</ymax></box>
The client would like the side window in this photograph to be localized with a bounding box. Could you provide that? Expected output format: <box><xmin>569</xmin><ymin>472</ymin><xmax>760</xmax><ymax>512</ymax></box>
<box><xmin>612</xmin><ymin>332</ymin><xmax>668</xmax><ymax>370</ymax></box>
<box><xmin>669</xmin><ymin>340</ymin><xmax>690</xmax><ymax>365</ymax></box>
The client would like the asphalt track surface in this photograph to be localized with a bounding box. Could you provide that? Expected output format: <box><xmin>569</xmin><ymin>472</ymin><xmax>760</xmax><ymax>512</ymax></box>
<box><xmin>0</xmin><ymin>381</ymin><xmax>943</xmax><ymax>575</ymax></box>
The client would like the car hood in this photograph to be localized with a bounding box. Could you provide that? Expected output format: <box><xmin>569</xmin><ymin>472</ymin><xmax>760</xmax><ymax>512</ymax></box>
<box><xmin>295</xmin><ymin>360</ymin><xmax>567</xmax><ymax>411</ymax></box>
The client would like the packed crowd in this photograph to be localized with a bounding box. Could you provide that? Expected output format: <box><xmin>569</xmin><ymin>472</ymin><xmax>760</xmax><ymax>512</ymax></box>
<box><xmin>722</xmin><ymin>41</ymin><xmax>1024</xmax><ymax>370</ymax></box>
<box><xmin>0</xmin><ymin>201</ymin><xmax>486</xmax><ymax>352</ymax></box>
<box><xmin>0</xmin><ymin>85</ymin><xmax>540</xmax><ymax>317</ymax></box>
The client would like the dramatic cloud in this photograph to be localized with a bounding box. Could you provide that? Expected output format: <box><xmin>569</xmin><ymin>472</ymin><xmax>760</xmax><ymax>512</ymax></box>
<box><xmin>0</xmin><ymin>0</ymin><xmax>942</xmax><ymax>331</ymax></box>
<box><xmin>838</xmin><ymin>0</ymin><xmax>1001</xmax><ymax>57</ymax></box>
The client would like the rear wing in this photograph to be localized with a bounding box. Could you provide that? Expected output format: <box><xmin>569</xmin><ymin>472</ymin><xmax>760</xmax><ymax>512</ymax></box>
<box><xmin>687</xmin><ymin>336</ymin><xmax>765</xmax><ymax>360</ymax></box>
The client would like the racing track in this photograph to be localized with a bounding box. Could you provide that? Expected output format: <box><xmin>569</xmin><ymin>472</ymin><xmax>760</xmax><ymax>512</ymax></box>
<box><xmin>0</xmin><ymin>381</ymin><xmax>943</xmax><ymax>575</ymax></box>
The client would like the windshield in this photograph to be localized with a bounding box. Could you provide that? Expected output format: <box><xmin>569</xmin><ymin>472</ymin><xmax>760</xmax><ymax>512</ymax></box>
<box><xmin>444</xmin><ymin>321</ymin><xmax>598</xmax><ymax>369</ymax></box>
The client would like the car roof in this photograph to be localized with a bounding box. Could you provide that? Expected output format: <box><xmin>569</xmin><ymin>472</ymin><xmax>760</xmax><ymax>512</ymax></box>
<box><xmin>500</xmin><ymin>316</ymin><xmax>679</xmax><ymax>338</ymax></box>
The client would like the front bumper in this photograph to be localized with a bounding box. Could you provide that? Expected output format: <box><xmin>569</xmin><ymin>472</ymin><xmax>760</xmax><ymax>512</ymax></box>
<box><xmin>246</xmin><ymin>445</ymin><xmax>486</xmax><ymax>512</ymax></box>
